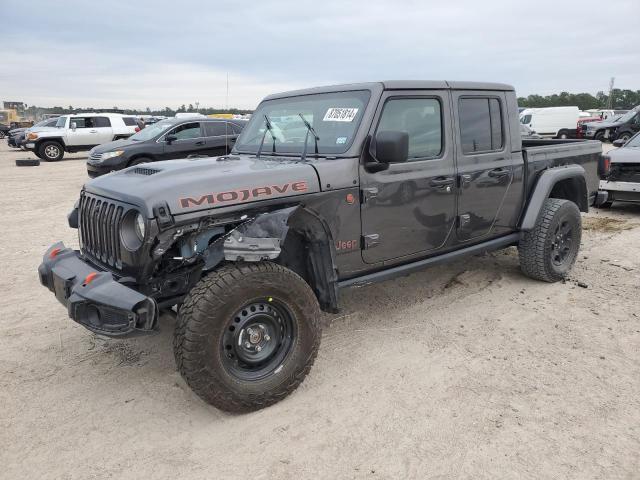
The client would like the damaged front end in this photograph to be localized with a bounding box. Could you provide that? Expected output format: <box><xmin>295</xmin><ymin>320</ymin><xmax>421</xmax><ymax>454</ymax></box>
<box><xmin>148</xmin><ymin>205</ymin><xmax>339</xmax><ymax>313</ymax></box>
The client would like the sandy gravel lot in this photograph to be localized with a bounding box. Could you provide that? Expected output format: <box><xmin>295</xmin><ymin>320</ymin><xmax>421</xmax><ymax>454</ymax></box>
<box><xmin>0</xmin><ymin>143</ymin><xmax>639</xmax><ymax>480</ymax></box>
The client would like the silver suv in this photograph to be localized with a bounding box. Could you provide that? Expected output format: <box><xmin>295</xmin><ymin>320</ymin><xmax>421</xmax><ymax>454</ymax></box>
<box><xmin>23</xmin><ymin>113</ymin><xmax>138</xmax><ymax>161</ymax></box>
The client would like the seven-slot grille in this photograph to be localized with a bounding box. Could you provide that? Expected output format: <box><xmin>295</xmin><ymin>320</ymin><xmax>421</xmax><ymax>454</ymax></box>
<box><xmin>79</xmin><ymin>194</ymin><xmax>125</xmax><ymax>269</ymax></box>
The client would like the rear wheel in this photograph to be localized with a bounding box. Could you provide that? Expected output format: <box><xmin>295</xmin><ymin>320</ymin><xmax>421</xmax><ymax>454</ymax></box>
<box><xmin>38</xmin><ymin>141</ymin><xmax>64</xmax><ymax>161</ymax></box>
<box><xmin>173</xmin><ymin>262</ymin><xmax>321</xmax><ymax>412</ymax></box>
<box><xmin>519</xmin><ymin>198</ymin><xmax>581</xmax><ymax>282</ymax></box>
<box><xmin>557</xmin><ymin>130</ymin><xmax>569</xmax><ymax>139</ymax></box>
<box><xmin>597</xmin><ymin>200</ymin><xmax>613</xmax><ymax>209</ymax></box>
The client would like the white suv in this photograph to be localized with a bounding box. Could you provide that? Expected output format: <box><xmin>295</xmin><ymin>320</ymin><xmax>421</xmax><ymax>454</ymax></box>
<box><xmin>23</xmin><ymin>113</ymin><xmax>139</xmax><ymax>161</ymax></box>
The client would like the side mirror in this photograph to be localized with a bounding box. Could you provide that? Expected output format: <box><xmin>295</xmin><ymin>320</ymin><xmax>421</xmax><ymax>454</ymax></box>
<box><xmin>165</xmin><ymin>134</ymin><xmax>177</xmax><ymax>144</ymax></box>
<box><xmin>373</xmin><ymin>130</ymin><xmax>409</xmax><ymax>164</ymax></box>
<box><xmin>612</xmin><ymin>139</ymin><xmax>625</xmax><ymax>147</ymax></box>
<box><xmin>70</xmin><ymin>122</ymin><xmax>77</xmax><ymax>131</ymax></box>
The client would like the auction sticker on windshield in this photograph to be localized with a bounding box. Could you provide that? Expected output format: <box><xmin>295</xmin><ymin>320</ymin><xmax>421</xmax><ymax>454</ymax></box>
<box><xmin>323</xmin><ymin>107</ymin><xmax>359</xmax><ymax>122</ymax></box>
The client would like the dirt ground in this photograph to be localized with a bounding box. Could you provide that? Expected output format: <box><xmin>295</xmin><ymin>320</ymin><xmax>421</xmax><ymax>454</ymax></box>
<box><xmin>1</xmin><ymin>143</ymin><xmax>639</xmax><ymax>480</ymax></box>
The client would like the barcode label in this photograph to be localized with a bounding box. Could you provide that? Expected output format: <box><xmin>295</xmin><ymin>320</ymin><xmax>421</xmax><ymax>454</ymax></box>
<box><xmin>323</xmin><ymin>107</ymin><xmax>359</xmax><ymax>122</ymax></box>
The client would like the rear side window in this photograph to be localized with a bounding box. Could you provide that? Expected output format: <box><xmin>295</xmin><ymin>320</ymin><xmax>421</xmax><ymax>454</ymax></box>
<box><xmin>520</xmin><ymin>114</ymin><xmax>532</xmax><ymax>124</ymax></box>
<box><xmin>204</xmin><ymin>122</ymin><xmax>231</xmax><ymax>137</ymax></box>
<box><xmin>459</xmin><ymin>98</ymin><xmax>504</xmax><ymax>154</ymax></box>
<box><xmin>122</xmin><ymin>117</ymin><xmax>137</xmax><ymax>126</ymax></box>
<box><xmin>376</xmin><ymin>97</ymin><xmax>443</xmax><ymax>160</ymax></box>
<box><xmin>93</xmin><ymin>117</ymin><xmax>111</xmax><ymax>128</ymax></box>
<box><xmin>229</xmin><ymin>123</ymin><xmax>244</xmax><ymax>134</ymax></box>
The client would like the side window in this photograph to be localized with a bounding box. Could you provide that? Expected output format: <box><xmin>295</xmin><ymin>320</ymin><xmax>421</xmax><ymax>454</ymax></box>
<box><xmin>204</xmin><ymin>122</ymin><xmax>231</xmax><ymax>137</ymax></box>
<box><xmin>230</xmin><ymin>123</ymin><xmax>243</xmax><ymax>134</ymax></box>
<box><xmin>93</xmin><ymin>117</ymin><xmax>111</xmax><ymax>128</ymax></box>
<box><xmin>122</xmin><ymin>117</ymin><xmax>137</xmax><ymax>126</ymax></box>
<box><xmin>70</xmin><ymin>117</ymin><xmax>90</xmax><ymax>129</ymax></box>
<box><xmin>376</xmin><ymin>98</ymin><xmax>443</xmax><ymax>160</ymax></box>
<box><xmin>459</xmin><ymin>97</ymin><xmax>503</xmax><ymax>154</ymax></box>
<box><xmin>169</xmin><ymin>122</ymin><xmax>202</xmax><ymax>140</ymax></box>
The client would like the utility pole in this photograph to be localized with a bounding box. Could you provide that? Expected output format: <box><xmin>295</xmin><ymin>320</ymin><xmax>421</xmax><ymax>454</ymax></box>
<box><xmin>195</xmin><ymin>101</ymin><xmax>199</xmax><ymax>113</ymax></box>
<box><xmin>226</xmin><ymin>73</ymin><xmax>229</xmax><ymax>112</ymax></box>
<box><xmin>607</xmin><ymin>77</ymin><xmax>615</xmax><ymax>109</ymax></box>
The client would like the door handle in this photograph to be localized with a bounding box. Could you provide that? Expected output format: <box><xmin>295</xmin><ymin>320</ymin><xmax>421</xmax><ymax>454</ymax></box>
<box><xmin>430</xmin><ymin>177</ymin><xmax>455</xmax><ymax>187</ymax></box>
<box><xmin>195</xmin><ymin>141</ymin><xmax>205</xmax><ymax>145</ymax></box>
<box><xmin>488</xmin><ymin>167</ymin><xmax>510</xmax><ymax>178</ymax></box>
<box><xmin>89</xmin><ymin>129</ymin><xmax>98</xmax><ymax>133</ymax></box>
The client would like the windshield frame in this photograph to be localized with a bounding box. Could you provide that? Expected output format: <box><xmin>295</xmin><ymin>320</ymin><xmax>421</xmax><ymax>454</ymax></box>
<box><xmin>624</xmin><ymin>132</ymin><xmax>640</xmax><ymax>148</ymax></box>
<box><xmin>615</xmin><ymin>108</ymin><xmax>639</xmax><ymax>124</ymax></box>
<box><xmin>233</xmin><ymin>88</ymin><xmax>375</xmax><ymax>158</ymax></box>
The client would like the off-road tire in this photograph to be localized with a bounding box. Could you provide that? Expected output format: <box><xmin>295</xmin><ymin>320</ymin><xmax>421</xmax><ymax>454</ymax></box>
<box><xmin>15</xmin><ymin>159</ymin><xmax>40</xmax><ymax>167</ymax></box>
<box><xmin>617</xmin><ymin>133</ymin><xmax>631</xmax><ymax>143</ymax></box>
<box><xmin>173</xmin><ymin>262</ymin><xmax>321</xmax><ymax>412</ymax></box>
<box><xmin>594</xmin><ymin>131</ymin><xmax>605</xmax><ymax>142</ymax></box>
<box><xmin>518</xmin><ymin>198</ymin><xmax>581</xmax><ymax>282</ymax></box>
<box><xmin>596</xmin><ymin>199</ymin><xmax>613</xmax><ymax>209</ymax></box>
<box><xmin>38</xmin><ymin>141</ymin><xmax>64</xmax><ymax>161</ymax></box>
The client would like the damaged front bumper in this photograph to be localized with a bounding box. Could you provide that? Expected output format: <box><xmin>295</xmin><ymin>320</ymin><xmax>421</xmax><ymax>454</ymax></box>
<box><xmin>38</xmin><ymin>242</ymin><xmax>158</xmax><ymax>337</ymax></box>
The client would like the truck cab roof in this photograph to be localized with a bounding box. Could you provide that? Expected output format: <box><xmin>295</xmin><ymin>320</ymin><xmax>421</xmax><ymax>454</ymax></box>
<box><xmin>264</xmin><ymin>81</ymin><xmax>515</xmax><ymax>101</ymax></box>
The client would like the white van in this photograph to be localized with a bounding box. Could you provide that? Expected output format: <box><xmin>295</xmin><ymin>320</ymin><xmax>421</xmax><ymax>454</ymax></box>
<box><xmin>519</xmin><ymin>106</ymin><xmax>580</xmax><ymax>139</ymax></box>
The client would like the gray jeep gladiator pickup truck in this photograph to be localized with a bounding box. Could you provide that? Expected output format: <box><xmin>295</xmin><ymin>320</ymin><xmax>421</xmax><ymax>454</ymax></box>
<box><xmin>38</xmin><ymin>81</ymin><xmax>602</xmax><ymax>412</ymax></box>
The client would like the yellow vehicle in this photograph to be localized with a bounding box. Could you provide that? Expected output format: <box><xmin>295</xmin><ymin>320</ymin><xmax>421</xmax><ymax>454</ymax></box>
<box><xmin>207</xmin><ymin>113</ymin><xmax>234</xmax><ymax>119</ymax></box>
<box><xmin>0</xmin><ymin>109</ymin><xmax>19</xmax><ymax>124</ymax></box>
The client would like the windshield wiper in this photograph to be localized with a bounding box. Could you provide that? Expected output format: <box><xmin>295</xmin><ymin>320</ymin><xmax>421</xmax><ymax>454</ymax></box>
<box><xmin>256</xmin><ymin>114</ymin><xmax>276</xmax><ymax>158</ymax></box>
<box><xmin>298</xmin><ymin>113</ymin><xmax>319</xmax><ymax>161</ymax></box>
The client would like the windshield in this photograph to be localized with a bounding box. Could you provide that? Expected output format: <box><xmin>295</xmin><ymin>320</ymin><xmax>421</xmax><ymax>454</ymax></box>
<box><xmin>234</xmin><ymin>90</ymin><xmax>371</xmax><ymax>155</ymax></box>
<box><xmin>520</xmin><ymin>114</ymin><xmax>532</xmax><ymax>124</ymax></box>
<box><xmin>55</xmin><ymin>116</ymin><xmax>67</xmax><ymax>128</ymax></box>
<box><xmin>615</xmin><ymin>109</ymin><xmax>638</xmax><ymax>124</ymax></box>
<box><xmin>625</xmin><ymin>133</ymin><xmax>640</xmax><ymax>147</ymax></box>
<box><xmin>128</xmin><ymin>119</ymin><xmax>174</xmax><ymax>141</ymax></box>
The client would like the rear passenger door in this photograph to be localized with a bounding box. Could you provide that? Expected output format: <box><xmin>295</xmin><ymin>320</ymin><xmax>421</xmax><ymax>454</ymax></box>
<box><xmin>360</xmin><ymin>91</ymin><xmax>457</xmax><ymax>264</ymax></box>
<box><xmin>203</xmin><ymin>121</ymin><xmax>235</xmax><ymax>156</ymax></box>
<box><xmin>91</xmin><ymin>116</ymin><xmax>114</xmax><ymax>144</ymax></box>
<box><xmin>452</xmin><ymin>92</ymin><xmax>513</xmax><ymax>241</ymax></box>
<box><xmin>160</xmin><ymin>122</ymin><xmax>207</xmax><ymax>159</ymax></box>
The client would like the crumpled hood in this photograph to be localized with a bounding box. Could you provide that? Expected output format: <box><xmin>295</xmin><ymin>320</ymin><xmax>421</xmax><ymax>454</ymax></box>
<box><xmin>609</xmin><ymin>147</ymin><xmax>640</xmax><ymax>164</ymax></box>
<box><xmin>84</xmin><ymin>154</ymin><xmax>320</xmax><ymax>217</ymax></box>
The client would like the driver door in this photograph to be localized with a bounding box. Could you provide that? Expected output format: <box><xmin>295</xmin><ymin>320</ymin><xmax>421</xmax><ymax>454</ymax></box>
<box><xmin>160</xmin><ymin>122</ymin><xmax>208</xmax><ymax>159</ymax></box>
<box><xmin>360</xmin><ymin>91</ymin><xmax>457</xmax><ymax>264</ymax></box>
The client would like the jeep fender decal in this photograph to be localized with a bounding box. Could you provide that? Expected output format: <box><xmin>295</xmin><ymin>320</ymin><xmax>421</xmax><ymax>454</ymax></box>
<box><xmin>179</xmin><ymin>181</ymin><xmax>309</xmax><ymax>209</ymax></box>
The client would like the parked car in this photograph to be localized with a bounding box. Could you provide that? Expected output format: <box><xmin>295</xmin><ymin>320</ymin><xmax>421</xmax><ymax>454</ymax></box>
<box><xmin>582</xmin><ymin>106</ymin><xmax>640</xmax><ymax>143</ymax></box>
<box><xmin>22</xmin><ymin>113</ymin><xmax>140</xmax><ymax>161</ymax></box>
<box><xmin>0</xmin><ymin>123</ymin><xmax>9</xmax><ymax>139</ymax></box>
<box><xmin>519</xmin><ymin>106</ymin><xmax>581</xmax><ymax>139</ymax></box>
<box><xmin>38</xmin><ymin>80</ymin><xmax>601</xmax><ymax>412</ymax></box>
<box><xmin>7</xmin><ymin>117</ymin><xmax>59</xmax><ymax>148</ymax></box>
<box><xmin>597</xmin><ymin>132</ymin><xmax>640</xmax><ymax>207</ymax></box>
<box><xmin>86</xmin><ymin>117</ymin><xmax>247</xmax><ymax>177</ymax></box>
<box><xmin>585</xmin><ymin>109</ymin><xmax>628</xmax><ymax>120</ymax></box>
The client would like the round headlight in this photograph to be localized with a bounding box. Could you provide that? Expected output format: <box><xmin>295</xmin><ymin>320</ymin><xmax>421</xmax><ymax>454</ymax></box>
<box><xmin>135</xmin><ymin>213</ymin><xmax>146</xmax><ymax>241</ymax></box>
<box><xmin>120</xmin><ymin>210</ymin><xmax>145</xmax><ymax>251</ymax></box>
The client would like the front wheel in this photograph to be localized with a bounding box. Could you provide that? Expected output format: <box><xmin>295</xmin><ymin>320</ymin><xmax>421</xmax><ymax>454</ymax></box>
<box><xmin>518</xmin><ymin>198</ymin><xmax>582</xmax><ymax>282</ymax></box>
<box><xmin>38</xmin><ymin>141</ymin><xmax>64</xmax><ymax>161</ymax></box>
<box><xmin>616</xmin><ymin>133</ymin><xmax>631</xmax><ymax>143</ymax></box>
<box><xmin>173</xmin><ymin>262</ymin><xmax>321</xmax><ymax>412</ymax></box>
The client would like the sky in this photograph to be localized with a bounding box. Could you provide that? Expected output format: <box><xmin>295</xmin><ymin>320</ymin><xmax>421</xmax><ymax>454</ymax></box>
<box><xmin>1</xmin><ymin>0</ymin><xmax>639</xmax><ymax>110</ymax></box>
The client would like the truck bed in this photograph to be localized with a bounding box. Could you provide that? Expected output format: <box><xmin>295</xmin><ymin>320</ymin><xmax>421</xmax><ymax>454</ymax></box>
<box><xmin>521</xmin><ymin>138</ymin><xmax>602</xmax><ymax>204</ymax></box>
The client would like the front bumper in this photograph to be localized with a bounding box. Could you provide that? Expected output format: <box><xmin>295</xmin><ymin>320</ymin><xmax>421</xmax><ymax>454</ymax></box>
<box><xmin>38</xmin><ymin>242</ymin><xmax>158</xmax><ymax>337</ymax></box>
